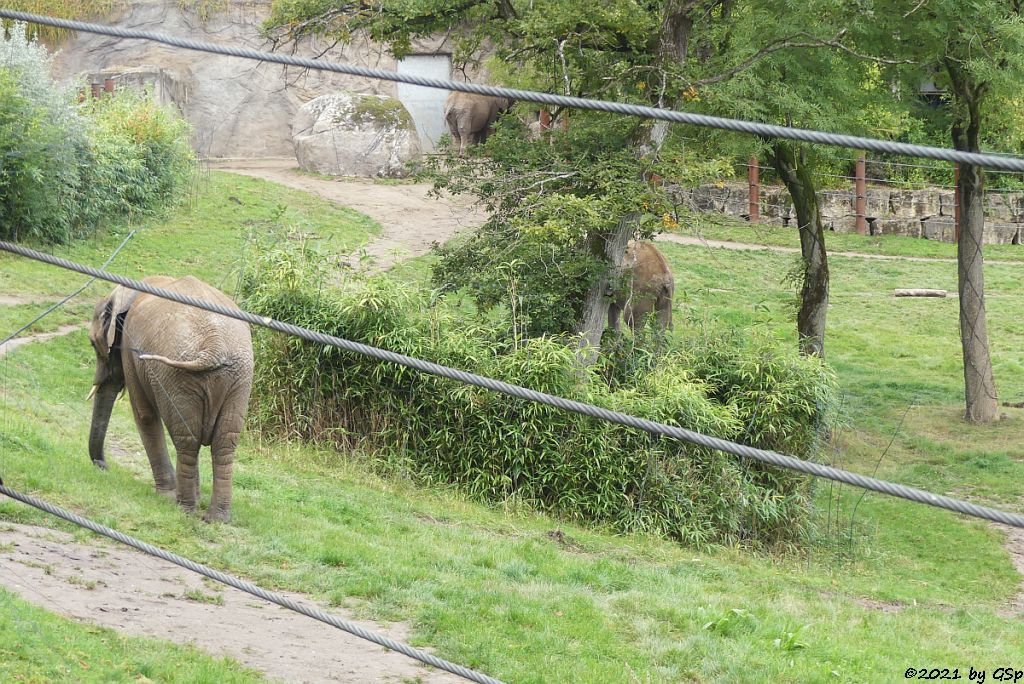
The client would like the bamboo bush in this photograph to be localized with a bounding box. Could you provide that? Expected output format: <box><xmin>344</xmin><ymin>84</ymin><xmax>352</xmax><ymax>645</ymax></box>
<box><xmin>240</xmin><ymin>236</ymin><xmax>837</xmax><ymax>549</ymax></box>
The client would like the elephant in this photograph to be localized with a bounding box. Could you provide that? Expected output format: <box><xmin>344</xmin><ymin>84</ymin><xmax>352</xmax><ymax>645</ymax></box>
<box><xmin>443</xmin><ymin>92</ymin><xmax>513</xmax><ymax>156</ymax></box>
<box><xmin>87</xmin><ymin>275</ymin><xmax>254</xmax><ymax>523</ymax></box>
<box><xmin>608</xmin><ymin>241</ymin><xmax>674</xmax><ymax>332</ymax></box>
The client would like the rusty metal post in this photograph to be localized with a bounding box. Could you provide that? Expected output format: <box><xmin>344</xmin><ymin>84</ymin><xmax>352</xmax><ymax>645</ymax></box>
<box><xmin>539</xmin><ymin>109</ymin><xmax>551</xmax><ymax>130</ymax></box>
<box><xmin>954</xmin><ymin>163</ymin><xmax>960</xmax><ymax>243</ymax></box>
<box><xmin>103</xmin><ymin>78</ymin><xmax>115</xmax><ymax>95</ymax></box>
<box><xmin>747</xmin><ymin>156</ymin><xmax>760</xmax><ymax>224</ymax></box>
<box><xmin>90</xmin><ymin>82</ymin><xmax>101</xmax><ymax>99</ymax></box>
<box><xmin>855</xmin><ymin>154</ymin><xmax>867</xmax><ymax>235</ymax></box>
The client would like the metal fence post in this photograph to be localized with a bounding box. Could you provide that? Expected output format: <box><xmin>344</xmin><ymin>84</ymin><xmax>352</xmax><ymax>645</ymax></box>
<box><xmin>954</xmin><ymin>163</ymin><xmax>960</xmax><ymax>243</ymax></box>
<box><xmin>747</xmin><ymin>156</ymin><xmax>760</xmax><ymax>224</ymax></box>
<box><xmin>855</xmin><ymin>154</ymin><xmax>867</xmax><ymax>235</ymax></box>
<box><xmin>103</xmin><ymin>77</ymin><xmax>115</xmax><ymax>95</ymax></box>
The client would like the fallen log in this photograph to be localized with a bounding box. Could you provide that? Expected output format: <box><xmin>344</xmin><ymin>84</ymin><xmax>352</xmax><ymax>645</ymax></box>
<box><xmin>893</xmin><ymin>289</ymin><xmax>947</xmax><ymax>298</ymax></box>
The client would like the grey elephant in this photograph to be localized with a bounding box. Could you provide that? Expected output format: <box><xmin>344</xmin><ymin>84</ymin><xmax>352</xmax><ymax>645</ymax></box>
<box><xmin>88</xmin><ymin>276</ymin><xmax>254</xmax><ymax>523</ymax></box>
<box><xmin>443</xmin><ymin>92</ymin><xmax>513</xmax><ymax>155</ymax></box>
<box><xmin>608</xmin><ymin>241</ymin><xmax>674</xmax><ymax>332</ymax></box>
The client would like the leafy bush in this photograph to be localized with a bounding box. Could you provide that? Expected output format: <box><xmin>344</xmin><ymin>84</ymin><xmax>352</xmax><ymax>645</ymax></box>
<box><xmin>0</xmin><ymin>23</ymin><xmax>86</xmax><ymax>242</ymax></box>
<box><xmin>240</xmin><ymin>238</ymin><xmax>838</xmax><ymax>549</ymax></box>
<box><xmin>0</xmin><ymin>22</ymin><xmax>193</xmax><ymax>243</ymax></box>
<box><xmin>77</xmin><ymin>91</ymin><xmax>194</xmax><ymax>225</ymax></box>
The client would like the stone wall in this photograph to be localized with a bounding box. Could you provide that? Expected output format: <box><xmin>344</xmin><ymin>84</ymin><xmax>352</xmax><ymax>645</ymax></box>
<box><xmin>674</xmin><ymin>181</ymin><xmax>1024</xmax><ymax>245</ymax></box>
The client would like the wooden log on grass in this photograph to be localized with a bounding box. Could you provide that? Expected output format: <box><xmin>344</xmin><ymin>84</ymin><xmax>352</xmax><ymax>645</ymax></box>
<box><xmin>894</xmin><ymin>289</ymin><xmax>947</xmax><ymax>298</ymax></box>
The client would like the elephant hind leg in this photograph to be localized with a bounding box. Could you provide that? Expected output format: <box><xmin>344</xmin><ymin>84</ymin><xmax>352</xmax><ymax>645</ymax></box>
<box><xmin>205</xmin><ymin>428</ymin><xmax>240</xmax><ymax>523</ymax></box>
<box><xmin>170</xmin><ymin>433</ymin><xmax>201</xmax><ymax>514</ymax></box>
<box><xmin>656</xmin><ymin>295</ymin><xmax>673</xmax><ymax>330</ymax></box>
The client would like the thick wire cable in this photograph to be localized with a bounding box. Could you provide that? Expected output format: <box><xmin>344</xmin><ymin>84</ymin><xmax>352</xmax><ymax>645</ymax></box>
<box><xmin>0</xmin><ymin>231</ymin><xmax>135</xmax><ymax>349</ymax></box>
<box><xmin>3</xmin><ymin>241</ymin><xmax>1023</xmax><ymax>529</ymax></box>
<box><xmin>0</xmin><ymin>484</ymin><xmax>504</xmax><ymax>684</ymax></box>
<box><xmin>4</xmin><ymin>9</ymin><xmax>1024</xmax><ymax>173</ymax></box>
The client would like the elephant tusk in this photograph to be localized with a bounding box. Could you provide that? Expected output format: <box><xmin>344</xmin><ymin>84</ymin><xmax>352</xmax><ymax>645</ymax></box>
<box><xmin>117</xmin><ymin>388</ymin><xmax>127</xmax><ymax>403</ymax></box>
<box><xmin>86</xmin><ymin>385</ymin><xmax>97</xmax><ymax>402</ymax></box>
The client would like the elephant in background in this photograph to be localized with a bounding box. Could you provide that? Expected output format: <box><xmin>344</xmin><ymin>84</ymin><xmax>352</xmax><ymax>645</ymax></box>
<box><xmin>88</xmin><ymin>276</ymin><xmax>253</xmax><ymax>523</ymax></box>
<box><xmin>443</xmin><ymin>92</ymin><xmax>513</xmax><ymax>155</ymax></box>
<box><xmin>608</xmin><ymin>241</ymin><xmax>675</xmax><ymax>332</ymax></box>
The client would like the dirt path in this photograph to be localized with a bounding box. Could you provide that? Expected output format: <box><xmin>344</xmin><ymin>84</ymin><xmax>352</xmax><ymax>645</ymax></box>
<box><xmin>0</xmin><ymin>324</ymin><xmax>85</xmax><ymax>357</ymax></box>
<box><xmin>0</xmin><ymin>523</ymin><xmax>463</xmax><ymax>684</ymax></box>
<box><xmin>210</xmin><ymin>160</ymin><xmax>1023</xmax><ymax>268</ymax></box>
<box><xmin>996</xmin><ymin>524</ymin><xmax>1024</xmax><ymax>618</ymax></box>
<box><xmin>658</xmin><ymin>233</ymin><xmax>1022</xmax><ymax>266</ymax></box>
<box><xmin>210</xmin><ymin>158</ymin><xmax>486</xmax><ymax>270</ymax></box>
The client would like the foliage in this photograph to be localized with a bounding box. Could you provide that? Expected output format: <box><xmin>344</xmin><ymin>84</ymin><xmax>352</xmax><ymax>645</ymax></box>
<box><xmin>239</xmin><ymin>237</ymin><xmax>837</xmax><ymax>548</ymax></box>
<box><xmin>77</xmin><ymin>89</ymin><xmax>195</xmax><ymax>225</ymax></box>
<box><xmin>1</xmin><ymin>0</ymin><xmax>115</xmax><ymax>42</ymax></box>
<box><xmin>0</xmin><ymin>22</ymin><xmax>194</xmax><ymax>243</ymax></box>
<box><xmin>426</xmin><ymin>116</ymin><xmax>727</xmax><ymax>337</ymax></box>
<box><xmin>0</xmin><ymin>22</ymin><xmax>86</xmax><ymax>242</ymax></box>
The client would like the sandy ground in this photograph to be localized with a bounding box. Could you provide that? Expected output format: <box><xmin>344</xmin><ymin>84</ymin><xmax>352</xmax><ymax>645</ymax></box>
<box><xmin>995</xmin><ymin>524</ymin><xmax>1024</xmax><ymax>618</ymax></box>
<box><xmin>209</xmin><ymin>158</ymin><xmax>486</xmax><ymax>270</ymax></box>
<box><xmin>0</xmin><ymin>523</ymin><xmax>463</xmax><ymax>684</ymax></box>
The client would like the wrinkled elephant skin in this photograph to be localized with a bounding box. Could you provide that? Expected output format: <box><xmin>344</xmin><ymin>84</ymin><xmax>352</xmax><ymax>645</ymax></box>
<box><xmin>443</xmin><ymin>92</ymin><xmax>513</xmax><ymax>156</ymax></box>
<box><xmin>609</xmin><ymin>241</ymin><xmax>675</xmax><ymax>332</ymax></box>
<box><xmin>88</xmin><ymin>276</ymin><xmax>254</xmax><ymax>523</ymax></box>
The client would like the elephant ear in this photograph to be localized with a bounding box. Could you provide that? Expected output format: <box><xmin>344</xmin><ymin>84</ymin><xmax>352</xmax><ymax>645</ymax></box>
<box><xmin>103</xmin><ymin>286</ymin><xmax>142</xmax><ymax>354</ymax></box>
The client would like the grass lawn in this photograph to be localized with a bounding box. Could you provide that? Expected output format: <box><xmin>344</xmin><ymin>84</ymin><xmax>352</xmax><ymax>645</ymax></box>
<box><xmin>1</xmin><ymin>172</ymin><xmax>1022</xmax><ymax>683</ymax></box>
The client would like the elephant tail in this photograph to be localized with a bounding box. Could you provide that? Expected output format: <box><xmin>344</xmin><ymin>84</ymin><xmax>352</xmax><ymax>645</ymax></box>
<box><xmin>136</xmin><ymin>351</ymin><xmax>226</xmax><ymax>372</ymax></box>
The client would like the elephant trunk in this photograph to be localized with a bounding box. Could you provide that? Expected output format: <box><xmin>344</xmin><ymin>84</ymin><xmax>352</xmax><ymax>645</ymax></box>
<box><xmin>88</xmin><ymin>383</ymin><xmax>119</xmax><ymax>469</ymax></box>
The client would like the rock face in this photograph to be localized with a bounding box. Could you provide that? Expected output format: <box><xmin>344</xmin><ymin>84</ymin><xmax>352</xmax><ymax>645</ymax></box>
<box><xmin>293</xmin><ymin>93</ymin><xmax>421</xmax><ymax>177</ymax></box>
<box><xmin>48</xmin><ymin>0</ymin><xmax>456</xmax><ymax>162</ymax></box>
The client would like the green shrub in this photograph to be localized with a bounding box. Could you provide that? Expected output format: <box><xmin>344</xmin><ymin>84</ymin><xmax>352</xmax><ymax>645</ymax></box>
<box><xmin>0</xmin><ymin>22</ymin><xmax>193</xmax><ymax>243</ymax></box>
<box><xmin>78</xmin><ymin>90</ymin><xmax>195</xmax><ymax>225</ymax></box>
<box><xmin>0</xmin><ymin>23</ymin><xmax>86</xmax><ymax>242</ymax></box>
<box><xmin>240</xmin><ymin>238</ymin><xmax>838</xmax><ymax>549</ymax></box>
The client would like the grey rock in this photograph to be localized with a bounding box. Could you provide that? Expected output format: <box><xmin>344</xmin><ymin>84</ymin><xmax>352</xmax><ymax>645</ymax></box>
<box><xmin>292</xmin><ymin>92</ymin><xmax>421</xmax><ymax>178</ymax></box>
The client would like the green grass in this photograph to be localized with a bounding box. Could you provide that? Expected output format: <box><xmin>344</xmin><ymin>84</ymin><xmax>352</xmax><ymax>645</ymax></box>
<box><xmin>0</xmin><ymin>170</ymin><xmax>378</xmax><ymax>338</ymax></box>
<box><xmin>0</xmin><ymin>588</ymin><xmax>259</xmax><ymax>682</ymax></box>
<box><xmin>1</xmin><ymin>175</ymin><xmax>1023</xmax><ymax>682</ymax></box>
<box><xmin>682</xmin><ymin>213</ymin><xmax>1024</xmax><ymax>262</ymax></box>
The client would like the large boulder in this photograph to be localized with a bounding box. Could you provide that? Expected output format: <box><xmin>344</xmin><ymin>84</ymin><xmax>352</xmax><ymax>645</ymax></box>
<box><xmin>292</xmin><ymin>93</ymin><xmax>421</xmax><ymax>178</ymax></box>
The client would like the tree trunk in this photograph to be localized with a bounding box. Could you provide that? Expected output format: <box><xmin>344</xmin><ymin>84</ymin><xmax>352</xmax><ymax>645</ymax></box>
<box><xmin>947</xmin><ymin>63</ymin><xmax>999</xmax><ymax>423</ymax></box>
<box><xmin>770</xmin><ymin>141</ymin><xmax>829</xmax><ymax>357</ymax></box>
<box><xmin>574</xmin><ymin>2</ymin><xmax>697</xmax><ymax>365</ymax></box>
<box><xmin>575</xmin><ymin>214</ymin><xmax>636</xmax><ymax>365</ymax></box>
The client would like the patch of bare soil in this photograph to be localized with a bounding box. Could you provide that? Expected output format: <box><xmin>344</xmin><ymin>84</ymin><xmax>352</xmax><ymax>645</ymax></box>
<box><xmin>210</xmin><ymin>158</ymin><xmax>486</xmax><ymax>271</ymax></box>
<box><xmin>0</xmin><ymin>324</ymin><xmax>85</xmax><ymax>358</ymax></box>
<box><xmin>0</xmin><ymin>523</ymin><xmax>463</xmax><ymax>683</ymax></box>
<box><xmin>995</xmin><ymin>523</ymin><xmax>1024</xmax><ymax>618</ymax></box>
<box><xmin>0</xmin><ymin>294</ymin><xmax>52</xmax><ymax>306</ymax></box>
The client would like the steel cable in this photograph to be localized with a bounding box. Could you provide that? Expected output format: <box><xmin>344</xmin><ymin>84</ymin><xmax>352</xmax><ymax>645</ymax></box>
<box><xmin>3</xmin><ymin>9</ymin><xmax>1024</xmax><ymax>172</ymax></box>
<box><xmin>3</xmin><ymin>241</ymin><xmax>1023</xmax><ymax>529</ymax></box>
